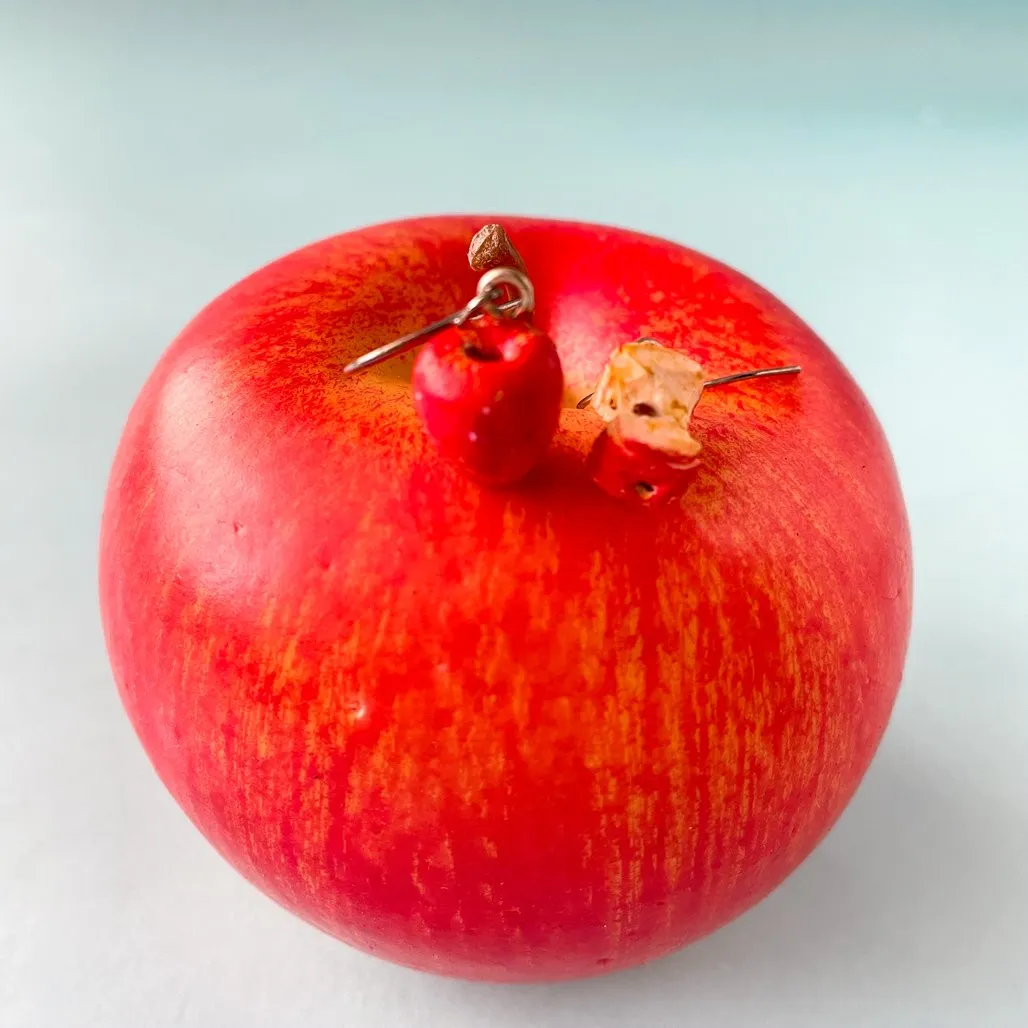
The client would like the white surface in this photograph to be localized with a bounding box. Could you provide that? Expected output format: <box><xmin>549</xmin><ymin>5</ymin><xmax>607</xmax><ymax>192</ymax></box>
<box><xmin>2</xmin><ymin>3</ymin><xmax>1027</xmax><ymax>1026</ymax></box>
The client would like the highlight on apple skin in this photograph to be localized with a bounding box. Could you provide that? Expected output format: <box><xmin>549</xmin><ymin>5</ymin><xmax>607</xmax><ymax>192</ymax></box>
<box><xmin>99</xmin><ymin>215</ymin><xmax>912</xmax><ymax>982</ymax></box>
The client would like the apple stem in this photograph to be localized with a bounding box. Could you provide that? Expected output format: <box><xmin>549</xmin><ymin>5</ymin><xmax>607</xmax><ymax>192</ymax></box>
<box><xmin>468</xmin><ymin>224</ymin><xmax>527</xmax><ymax>275</ymax></box>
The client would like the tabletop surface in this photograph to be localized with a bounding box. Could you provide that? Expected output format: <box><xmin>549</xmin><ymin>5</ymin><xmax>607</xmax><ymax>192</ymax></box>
<box><xmin>2</xmin><ymin>3</ymin><xmax>1027</xmax><ymax>1026</ymax></box>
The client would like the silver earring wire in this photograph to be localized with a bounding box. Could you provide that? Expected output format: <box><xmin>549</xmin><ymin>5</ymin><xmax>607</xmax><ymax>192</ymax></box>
<box><xmin>343</xmin><ymin>268</ymin><xmax>535</xmax><ymax>375</ymax></box>
<box><xmin>575</xmin><ymin>363</ymin><xmax>801</xmax><ymax>409</ymax></box>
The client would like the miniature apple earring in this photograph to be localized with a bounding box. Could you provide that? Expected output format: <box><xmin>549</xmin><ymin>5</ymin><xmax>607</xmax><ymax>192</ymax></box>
<box><xmin>578</xmin><ymin>339</ymin><xmax>801</xmax><ymax>504</ymax></box>
<box><xmin>345</xmin><ymin>268</ymin><xmax>564</xmax><ymax>486</ymax></box>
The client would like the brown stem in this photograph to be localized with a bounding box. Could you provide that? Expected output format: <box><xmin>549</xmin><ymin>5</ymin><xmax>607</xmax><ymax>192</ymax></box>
<box><xmin>468</xmin><ymin>223</ymin><xmax>527</xmax><ymax>274</ymax></box>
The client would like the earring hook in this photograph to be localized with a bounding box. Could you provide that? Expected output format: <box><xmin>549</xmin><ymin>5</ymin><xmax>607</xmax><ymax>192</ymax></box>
<box><xmin>575</xmin><ymin>363</ymin><xmax>802</xmax><ymax>409</ymax></box>
<box><xmin>343</xmin><ymin>267</ymin><xmax>535</xmax><ymax>375</ymax></box>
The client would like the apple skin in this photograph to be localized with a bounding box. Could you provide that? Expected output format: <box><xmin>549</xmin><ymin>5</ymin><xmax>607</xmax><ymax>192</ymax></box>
<box><xmin>99</xmin><ymin>215</ymin><xmax>912</xmax><ymax>982</ymax></box>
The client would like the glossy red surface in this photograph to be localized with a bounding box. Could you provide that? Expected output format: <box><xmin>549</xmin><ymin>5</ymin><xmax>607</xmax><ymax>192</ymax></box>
<box><xmin>99</xmin><ymin>215</ymin><xmax>912</xmax><ymax>982</ymax></box>
<box><xmin>412</xmin><ymin>314</ymin><xmax>563</xmax><ymax>486</ymax></box>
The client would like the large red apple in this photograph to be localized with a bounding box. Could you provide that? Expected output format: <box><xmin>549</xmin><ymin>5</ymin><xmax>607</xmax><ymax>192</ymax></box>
<box><xmin>99</xmin><ymin>215</ymin><xmax>911</xmax><ymax>982</ymax></box>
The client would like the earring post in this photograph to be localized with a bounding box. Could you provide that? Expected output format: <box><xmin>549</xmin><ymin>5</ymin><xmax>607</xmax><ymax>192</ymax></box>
<box><xmin>342</xmin><ymin>279</ymin><xmax>528</xmax><ymax>375</ymax></box>
<box><xmin>343</xmin><ymin>310</ymin><xmax>462</xmax><ymax>375</ymax></box>
<box><xmin>704</xmin><ymin>365</ymin><xmax>802</xmax><ymax>389</ymax></box>
<box><xmin>576</xmin><ymin>364</ymin><xmax>801</xmax><ymax>409</ymax></box>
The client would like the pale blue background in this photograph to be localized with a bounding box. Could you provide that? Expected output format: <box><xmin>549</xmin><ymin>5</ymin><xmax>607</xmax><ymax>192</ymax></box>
<box><xmin>2</xmin><ymin>2</ymin><xmax>1027</xmax><ymax>1026</ymax></box>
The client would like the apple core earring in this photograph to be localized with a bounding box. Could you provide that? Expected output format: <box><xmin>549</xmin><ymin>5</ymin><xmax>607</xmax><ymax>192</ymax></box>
<box><xmin>345</xmin><ymin>268</ymin><xmax>564</xmax><ymax>487</ymax></box>
<box><xmin>578</xmin><ymin>339</ymin><xmax>801</xmax><ymax>504</ymax></box>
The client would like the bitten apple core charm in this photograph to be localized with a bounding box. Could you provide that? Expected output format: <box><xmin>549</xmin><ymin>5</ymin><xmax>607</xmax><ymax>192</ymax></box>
<box><xmin>580</xmin><ymin>339</ymin><xmax>801</xmax><ymax>504</ymax></box>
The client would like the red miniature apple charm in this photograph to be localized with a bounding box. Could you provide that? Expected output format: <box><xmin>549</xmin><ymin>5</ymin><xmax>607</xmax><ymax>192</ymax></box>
<box><xmin>412</xmin><ymin>313</ymin><xmax>564</xmax><ymax>486</ymax></box>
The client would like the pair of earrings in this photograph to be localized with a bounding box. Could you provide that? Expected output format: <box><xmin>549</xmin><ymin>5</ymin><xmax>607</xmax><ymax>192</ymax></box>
<box><xmin>344</xmin><ymin>265</ymin><xmax>799</xmax><ymax>505</ymax></box>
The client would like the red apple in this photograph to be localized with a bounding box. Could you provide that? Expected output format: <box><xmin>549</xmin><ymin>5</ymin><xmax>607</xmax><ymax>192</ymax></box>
<box><xmin>99</xmin><ymin>215</ymin><xmax>912</xmax><ymax>982</ymax></box>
